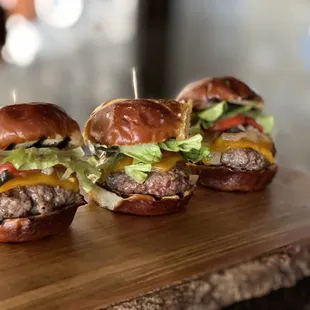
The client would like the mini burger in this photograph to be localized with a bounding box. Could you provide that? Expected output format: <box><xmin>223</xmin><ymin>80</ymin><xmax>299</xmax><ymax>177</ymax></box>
<box><xmin>83</xmin><ymin>98</ymin><xmax>209</xmax><ymax>216</ymax></box>
<box><xmin>176</xmin><ymin>76</ymin><xmax>277</xmax><ymax>192</ymax></box>
<box><xmin>0</xmin><ymin>103</ymin><xmax>100</xmax><ymax>242</ymax></box>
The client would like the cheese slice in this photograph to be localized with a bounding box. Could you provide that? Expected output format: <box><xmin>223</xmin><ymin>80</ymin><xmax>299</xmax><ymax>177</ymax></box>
<box><xmin>210</xmin><ymin>137</ymin><xmax>274</xmax><ymax>164</ymax></box>
<box><xmin>0</xmin><ymin>173</ymin><xmax>79</xmax><ymax>193</ymax></box>
<box><xmin>112</xmin><ymin>152</ymin><xmax>184</xmax><ymax>173</ymax></box>
<box><xmin>152</xmin><ymin>153</ymin><xmax>184</xmax><ymax>172</ymax></box>
<box><xmin>113</xmin><ymin>157</ymin><xmax>133</xmax><ymax>171</ymax></box>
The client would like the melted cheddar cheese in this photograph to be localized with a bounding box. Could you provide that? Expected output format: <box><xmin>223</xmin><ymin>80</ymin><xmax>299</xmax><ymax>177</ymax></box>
<box><xmin>0</xmin><ymin>173</ymin><xmax>79</xmax><ymax>193</ymax></box>
<box><xmin>113</xmin><ymin>152</ymin><xmax>184</xmax><ymax>173</ymax></box>
<box><xmin>113</xmin><ymin>157</ymin><xmax>133</xmax><ymax>171</ymax></box>
<box><xmin>210</xmin><ymin>137</ymin><xmax>274</xmax><ymax>164</ymax></box>
<box><xmin>152</xmin><ymin>153</ymin><xmax>184</xmax><ymax>172</ymax></box>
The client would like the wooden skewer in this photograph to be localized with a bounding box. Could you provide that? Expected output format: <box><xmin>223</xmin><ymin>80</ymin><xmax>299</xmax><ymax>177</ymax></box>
<box><xmin>12</xmin><ymin>89</ymin><xmax>16</xmax><ymax>104</ymax></box>
<box><xmin>132</xmin><ymin>67</ymin><xmax>138</xmax><ymax>99</ymax></box>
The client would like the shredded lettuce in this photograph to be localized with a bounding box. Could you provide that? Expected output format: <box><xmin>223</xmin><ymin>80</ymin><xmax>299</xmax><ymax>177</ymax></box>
<box><xmin>198</xmin><ymin>101</ymin><xmax>227</xmax><ymax>122</ymax></box>
<box><xmin>0</xmin><ymin>147</ymin><xmax>101</xmax><ymax>193</ymax></box>
<box><xmin>159</xmin><ymin>134</ymin><xmax>210</xmax><ymax>163</ymax></box>
<box><xmin>119</xmin><ymin>143</ymin><xmax>162</xmax><ymax>164</ymax></box>
<box><xmin>159</xmin><ymin>134</ymin><xmax>203</xmax><ymax>153</ymax></box>
<box><xmin>117</xmin><ymin>143</ymin><xmax>162</xmax><ymax>183</ymax></box>
<box><xmin>181</xmin><ymin>145</ymin><xmax>210</xmax><ymax>163</ymax></box>
<box><xmin>124</xmin><ymin>163</ymin><xmax>152</xmax><ymax>184</ymax></box>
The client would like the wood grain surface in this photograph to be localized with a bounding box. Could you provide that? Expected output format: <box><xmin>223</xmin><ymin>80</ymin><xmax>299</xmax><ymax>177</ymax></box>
<box><xmin>105</xmin><ymin>242</ymin><xmax>310</xmax><ymax>310</ymax></box>
<box><xmin>1</xmin><ymin>167</ymin><xmax>310</xmax><ymax>310</ymax></box>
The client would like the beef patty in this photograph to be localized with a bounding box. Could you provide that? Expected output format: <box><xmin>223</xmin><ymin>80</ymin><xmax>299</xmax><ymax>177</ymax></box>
<box><xmin>104</xmin><ymin>168</ymin><xmax>191</xmax><ymax>197</ymax></box>
<box><xmin>221</xmin><ymin>148</ymin><xmax>269</xmax><ymax>171</ymax></box>
<box><xmin>0</xmin><ymin>185</ymin><xmax>85</xmax><ymax>221</ymax></box>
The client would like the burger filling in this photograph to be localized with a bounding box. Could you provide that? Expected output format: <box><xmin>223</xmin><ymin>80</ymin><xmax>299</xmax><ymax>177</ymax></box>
<box><xmin>191</xmin><ymin>100</ymin><xmax>274</xmax><ymax>135</ymax></box>
<box><xmin>190</xmin><ymin>100</ymin><xmax>276</xmax><ymax>172</ymax></box>
<box><xmin>0</xmin><ymin>146</ymin><xmax>101</xmax><ymax>220</ymax></box>
<box><xmin>200</xmin><ymin>126</ymin><xmax>276</xmax><ymax>171</ymax></box>
<box><xmin>88</xmin><ymin>134</ymin><xmax>209</xmax><ymax>197</ymax></box>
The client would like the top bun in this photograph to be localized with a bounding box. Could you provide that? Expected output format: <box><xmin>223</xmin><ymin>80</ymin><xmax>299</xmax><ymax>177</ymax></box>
<box><xmin>176</xmin><ymin>76</ymin><xmax>263</xmax><ymax>110</ymax></box>
<box><xmin>0</xmin><ymin>102</ymin><xmax>82</xmax><ymax>150</ymax></box>
<box><xmin>84</xmin><ymin>98</ymin><xmax>192</xmax><ymax>146</ymax></box>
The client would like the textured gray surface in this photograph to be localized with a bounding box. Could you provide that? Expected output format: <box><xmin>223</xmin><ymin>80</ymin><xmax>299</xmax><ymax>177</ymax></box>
<box><xmin>103</xmin><ymin>243</ymin><xmax>310</xmax><ymax>310</ymax></box>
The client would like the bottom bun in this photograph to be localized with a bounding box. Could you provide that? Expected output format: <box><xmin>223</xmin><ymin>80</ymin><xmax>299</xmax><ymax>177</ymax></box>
<box><xmin>0</xmin><ymin>204</ymin><xmax>82</xmax><ymax>243</ymax></box>
<box><xmin>85</xmin><ymin>185</ymin><xmax>193</xmax><ymax>216</ymax></box>
<box><xmin>187</xmin><ymin>164</ymin><xmax>278</xmax><ymax>192</ymax></box>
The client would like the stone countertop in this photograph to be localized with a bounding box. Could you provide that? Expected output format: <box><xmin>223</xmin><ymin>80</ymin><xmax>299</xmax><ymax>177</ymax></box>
<box><xmin>103</xmin><ymin>243</ymin><xmax>310</xmax><ymax>310</ymax></box>
<box><xmin>225</xmin><ymin>277</ymin><xmax>310</xmax><ymax>310</ymax></box>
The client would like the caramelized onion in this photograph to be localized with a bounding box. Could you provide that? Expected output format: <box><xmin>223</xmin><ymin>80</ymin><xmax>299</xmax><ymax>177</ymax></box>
<box><xmin>208</xmin><ymin>152</ymin><xmax>222</xmax><ymax>165</ymax></box>
<box><xmin>220</xmin><ymin>130</ymin><xmax>271</xmax><ymax>143</ymax></box>
<box><xmin>189</xmin><ymin>174</ymin><xmax>199</xmax><ymax>185</ymax></box>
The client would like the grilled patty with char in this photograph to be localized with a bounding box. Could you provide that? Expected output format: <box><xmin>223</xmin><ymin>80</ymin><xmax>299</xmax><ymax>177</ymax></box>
<box><xmin>104</xmin><ymin>167</ymin><xmax>191</xmax><ymax>198</ymax></box>
<box><xmin>0</xmin><ymin>185</ymin><xmax>85</xmax><ymax>221</ymax></box>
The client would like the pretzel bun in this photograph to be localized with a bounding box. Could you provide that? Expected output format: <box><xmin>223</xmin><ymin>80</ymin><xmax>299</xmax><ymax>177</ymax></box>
<box><xmin>84</xmin><ymin>184</ymin><xmax>193</xmax><ymax>216</ymax></box>
<box><xmin>0</xmin><ymin>204</ymin><xmax>82</xmax><ymax>243</ymax></box>
<box><xmin>187</xmin><ymin>164</ymin><xmax>278</xmax><ymax>192</ymax></box>
<box><xmin>0</xmin><ymin>102</ymin><xmax>82</xmax><ymax>149</ymax></box>
<box><xmin>176</xmin><ymin>76</ymin><xmax>263</xmax><ymax>110</ymax></box>
<box><xmin>83</xmin><ymin>98</ymin><xmax>192</xmax><ymax>146</ymax></box>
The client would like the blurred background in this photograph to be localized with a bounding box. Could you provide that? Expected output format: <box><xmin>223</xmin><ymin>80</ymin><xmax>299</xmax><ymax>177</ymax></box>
<box><xmin>0</xmin><ymin>0</ymin><xmax>308</xmax><ymax>172</ymax></box>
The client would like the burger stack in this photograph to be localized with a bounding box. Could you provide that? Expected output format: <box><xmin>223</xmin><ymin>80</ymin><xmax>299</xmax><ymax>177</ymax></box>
<box><xmin>176</xmin><ymin>76</ymin><xmax>277</xmax><ymax>192</ymax></box>
<box><xmin>0</xmin><ymin>76</ymin><xmax>277</xmax><ymax>242</ymax></box>
<box><xmin>0</xmin><ymin>103</ymin><xmax>100</xmax><ymax>242</ymax></box>
<box><xmin>83</xmin><ymin>98</ymin><xmax>209</xmax><ymax>216</ymax></box>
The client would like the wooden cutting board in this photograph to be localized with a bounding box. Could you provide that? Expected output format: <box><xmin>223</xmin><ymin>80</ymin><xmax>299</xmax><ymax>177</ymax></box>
<box><xmin>1</xmin><ymin>167</ymin><xmax>310</xmax><ymax>310</ymax></box>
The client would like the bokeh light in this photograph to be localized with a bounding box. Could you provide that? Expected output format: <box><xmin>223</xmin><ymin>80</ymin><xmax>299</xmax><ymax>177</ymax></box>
<box><xmin>34</xmin><ymin>0</ymin><xmax>84</xmax><ymax>28</ymax></box>
<box><xmin>1</xmin><ymin>14</ymin><xmax>41</xmax><ymax>66</ymax></box>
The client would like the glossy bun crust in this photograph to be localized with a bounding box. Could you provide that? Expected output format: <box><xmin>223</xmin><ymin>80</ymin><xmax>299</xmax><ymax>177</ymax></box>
<box><xmin>84</xmin><ymin>98</ymin><xmax>192</xmax><ymax>146</ymax></box>
<box><xmin>85</xmin><ymin>184</ymin><xmax>193</xmax><ymax>216</ymax></box>
<box><xmin>113</xmin><ymin>191</ymin><xmax>193</xmax><ymax>216</ymax></box>
<box><xmin>176</xmin><ymin>76</ymin><xmax>263</xmax><ymax>110</ymax></box>
<box><xmin>187</xmin><ymin>164</ymin><xmax>278</xmax><ymax>192</ymax></box>
<box><xmin>0</xmin><ymin>204</ymin><xmax>82</xmax><ymax>243</ymax></box>
<box><xmin>0</xmin><ymin>102</ymin><xmax>83</xmax><ymax>149</ymax></box>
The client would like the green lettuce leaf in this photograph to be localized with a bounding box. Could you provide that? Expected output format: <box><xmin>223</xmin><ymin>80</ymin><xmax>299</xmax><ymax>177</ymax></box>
<box><xmin>159</xmin><ymin>134</ymin><xmax>203</xmax><ymax>153</ymax></box>
<box><xmin>201</xmin><ymin>120</ymin><xmax>211</xmax><ymax>130</ymax></box>
<box><xmin>255</xmin><ymin>115</ymin><xmax>274</xmax><ymax>134</ymax></box>
<box><xmin>124</xmin><ymin>163</ymin><xmax>152</xmax><ymax>184</ymax></box>
<box><xmin>189</xmin><ymin>120</ymin><xmax>203</xmax><ymax>136</ymax></box>
<box><xmin>244</xmin><ymin>111</ymin><xmax>274</xmax><ymax>134</ymax></box>
<box><xmin>182</xmin><ymin>145</ymin><xmax>210</xmax><ymax>163</ymax></box>
<box><xmin>222</xmin><ymin>103</ymin><xmax>255</xmax><ymax>119</ymax></box>
<box><xmin>119</xmin><ymin>143</ymin><xmax>162</xmax><ymax>164</ymax></box>
<box><xmin>0</xmin><ymin>147</ymin><xmax>101</xmax><ymax>193</ymax></box>
<box><xmin>159</xmin><ymin>134</ymin><xmax>209</xmax><ymax>163</ymax></box>
<box><xmin>198</xmin><ymin>101</ymin><xmax>227</xmax><ymax>122</ymax></box>
<box><xmin>87</xmin><ymin>152</ymin><xmax>120</xmax><ymax>183</ymax></box>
